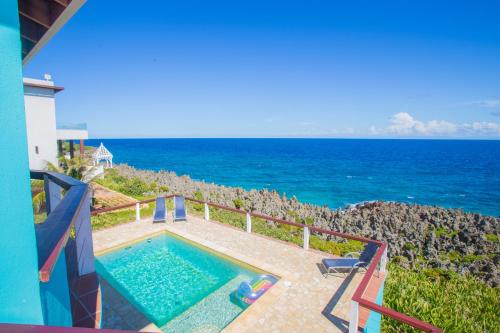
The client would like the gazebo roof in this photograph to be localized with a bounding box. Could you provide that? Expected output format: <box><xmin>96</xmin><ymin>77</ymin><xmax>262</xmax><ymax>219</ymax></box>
<box><xmin>92</xmin><ymin>143</ymin><xmax>113</xmax><ymax>159</ymax></box>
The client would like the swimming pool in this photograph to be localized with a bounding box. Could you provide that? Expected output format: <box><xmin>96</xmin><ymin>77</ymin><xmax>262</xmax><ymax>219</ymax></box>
<box><xmin>96</xmin><ymin>233</ymin><xmax>272</xmax><ymax>332</ymax></box>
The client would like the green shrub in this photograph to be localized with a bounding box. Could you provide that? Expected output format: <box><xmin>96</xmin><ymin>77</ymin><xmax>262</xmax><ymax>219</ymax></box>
<box><xmin>193</xmin><ymin>190</ymin><xmax>203</xmax><ymax>201</ymax></box>
<box><xmin>233</xmin><ymin>198</ymin><xmax>244</xmax><ymax>209</ymax></box>
<box><xmin>94</xmin><ymin>169</ymin><xmax>153</xmax><ymax>199</ymax></box>
<box><xmin>485</xmin><ymin>233</ymin><xmax>499</xmax><ymax>243</ymax></box>
<box><xmin>209</xmin><ymin>206</ymin><xmax>246</xmax><ymax>230</ymax></box>
<box><xmin>91</xmin><ymin>204</ymin><xmax>155</xmax><ymax>230</ymax></box>
<box><xmin>186</xmin><ymin>200</ymin><xmax>204</xmax><ymax>215</ymax></box>
<box><xmin>304</xmin><ymin>217</ymin><xmax>314</xmax><ymax>226</ymax></box>
<box><xmin>434</xmin><ymin>227</ymin><xmax>458</xmax><ymax>238</ymax></box>
<box><xmin>440</xmin><ymin>251</ymin><xmax>490</xmax><ymax>265</ymax></box>
<box><xmin>309</xmin><ymin>236</ymin><xmax>364</xmax><ymax>256</ymax></box>
<box><xmin>382</xmin><ymin>264</ymin><xmax>500</xmax><ymax>333</ymax></box>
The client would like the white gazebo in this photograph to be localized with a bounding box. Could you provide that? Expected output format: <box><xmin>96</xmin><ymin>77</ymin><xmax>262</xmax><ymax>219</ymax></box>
<box><xmin>92</xmin><ymin>142</ymin><xmax>113</xmax><ymax>168</ymax></box>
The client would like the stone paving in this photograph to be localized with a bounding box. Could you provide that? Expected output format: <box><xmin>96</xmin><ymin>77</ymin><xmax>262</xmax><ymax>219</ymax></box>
<box><xmin>92</xmin><ymin>215</ymin><xmax>382</xmax><ymax>333</ymax></box>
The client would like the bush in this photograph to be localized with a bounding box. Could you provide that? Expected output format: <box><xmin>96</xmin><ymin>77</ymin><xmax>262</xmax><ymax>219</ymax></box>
<box><xmin>94</xmin><ymin>169</ymin><xmax>153</xmax><ymax>199</ymax></box>
<box><xmin>91</xmin><ymin>204</ymin><xmax>155</xmax><ymax>230</ymax></box>
<box><xmin>382</xmin><ymin>264</ymin><xmax>500</xmax><ymax>333</ymax></box>
<box><xmin>233</xmin><ymin>198</ymin><xmax>244</xmax><ymax>209</ymax></box>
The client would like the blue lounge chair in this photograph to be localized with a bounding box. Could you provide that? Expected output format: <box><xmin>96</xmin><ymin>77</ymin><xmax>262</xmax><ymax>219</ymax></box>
<box><xmin>153</xmin><ymin>197</ymin><xmax>166</xmax><ymax>223</ymax></box>
<box><xmin>173</xmin><ymin>196</ymin><xmax>187</xmax><ymax>221</ymax></box>
<box><xmin>321</xmin><ymin>242</ymin><xmax>378</xmax><ymax>277</ymax></box>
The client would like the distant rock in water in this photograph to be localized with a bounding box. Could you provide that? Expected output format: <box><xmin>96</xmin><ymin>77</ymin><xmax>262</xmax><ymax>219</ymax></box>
<box><xmin>113</xmin><ymin>164</ymin><xmax>500</xmax><ymax>286</ymax></box>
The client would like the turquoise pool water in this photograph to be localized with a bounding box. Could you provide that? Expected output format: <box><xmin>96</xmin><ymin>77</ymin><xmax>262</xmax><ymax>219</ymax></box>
<box><xmin>95</xmin><ymin>233</ymin><xmax>262</xmax><ymax>332</ymax></box>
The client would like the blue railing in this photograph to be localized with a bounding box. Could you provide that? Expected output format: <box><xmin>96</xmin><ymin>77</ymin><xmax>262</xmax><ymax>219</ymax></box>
<box><xmin>56</xmin><ymin>123</ymin><xmax>87</xmax><ymax>130</ymax></box>
<box><xmin>30</xmin><ymin>170</ymin><xmax>94</xmax><ymax>282</ymax></box>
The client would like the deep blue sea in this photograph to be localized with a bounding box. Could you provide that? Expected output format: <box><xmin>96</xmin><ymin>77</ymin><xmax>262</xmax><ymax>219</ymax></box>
<box><xmin>87</xmin><ymin>139</ymin><xmax>500</xmax><ymax>217</ymax></box>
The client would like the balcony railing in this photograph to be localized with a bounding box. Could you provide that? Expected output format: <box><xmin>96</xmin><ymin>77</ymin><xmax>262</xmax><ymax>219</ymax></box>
<box><xmin>56</xmin><ymin>123</ymin><xmax>88</xmax><ymax>130</ymax></box>
<box><xmin>31</xmin><ymin>170</ymin><xmax>94</xmax><ymax>282</ymax></box>
<box><xmin>30</xmin><ymin>171</ymin><xmax>98</xmax><ymax>328</ymax></box>
<box><xmin>91</xmin><ymin>194</ymin><xmax>442</xmax><ymax>333</ymax></box>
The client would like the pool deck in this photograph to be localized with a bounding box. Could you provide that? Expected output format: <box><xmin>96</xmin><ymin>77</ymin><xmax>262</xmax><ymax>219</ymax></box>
<box><xmin>92</xmin><ymin>215</ymin><xmax>383</xmax><ymax>333</ymax></box>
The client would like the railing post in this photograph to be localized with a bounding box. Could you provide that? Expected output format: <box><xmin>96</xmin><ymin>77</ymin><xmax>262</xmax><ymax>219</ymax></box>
<box><xmin>246</xmin><ymin>212</ymin><xmax>252</xmax><ymax>233</ymax></box>
<box><xmin>135</xmin><ymin>202</ymin><xmax>141</xmax><ymax>222</ymax></box>
<box><xmin>74</xmin><ymin>190</ymin><xmax>95</xmax><ymax>276</ymax></box>
<box><xmin>43</xmin><ymin>175</ymin><xmax>61</xmax><ymax>214</ymax></box>
<box><xmin>380</xmin><ymin>246</ymin><xmax>388</xmax><ymax>275</ymax></box>
<box><xmin>204</xmin><ymin>203</ymin><xmax>209</xmax><ymax>221</ymax></box>
<box><xmin>303</xmin><ymin>226</ymin><xmax>310</xmax><ymax>250</ymax></box>
<box><xmin>349</xmin><ymin>300</ymin><xmax>359</xmax><ymax>333</ymax></box>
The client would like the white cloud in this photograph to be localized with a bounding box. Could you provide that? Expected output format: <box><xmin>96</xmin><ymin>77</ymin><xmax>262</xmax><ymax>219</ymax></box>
<box><xmin>386</xmin><ymin>112</ymin><xmax>457</xmax><ymax>136</ymax></box>
<box><xmin>463</xmin><ymin>122</ymin><xmax>500</xmax><ymax>135</ymax></box>
<box><xmin>374</xmin><ymin>112</ymin><xmax>500</xmax><ymax>137</ymax></box>
<box><xmin>471</xmin><ymin>99</ymin><xmax>500</xmax><ymax>108</ymax></box>
<box><xmin>387</xmin><ymin>112</ymin><xmax>418</xmax><ymax>135</ymax></box>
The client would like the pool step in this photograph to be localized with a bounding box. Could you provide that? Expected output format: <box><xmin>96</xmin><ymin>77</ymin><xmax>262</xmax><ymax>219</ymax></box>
<box><xmin>161</xmin><ymin>275</ymin><xmax>250</xmax><ymax>333</ymax></box>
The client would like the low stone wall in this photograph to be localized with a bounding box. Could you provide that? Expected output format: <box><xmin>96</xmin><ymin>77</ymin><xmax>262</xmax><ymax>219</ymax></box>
<box><xmin>113</xmin><ymin>164</ymin><xmax>499</xmax><ymax>286</ymax></box>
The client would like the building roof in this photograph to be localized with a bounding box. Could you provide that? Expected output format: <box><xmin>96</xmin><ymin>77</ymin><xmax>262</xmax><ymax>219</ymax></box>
<box><xmin>23</xmin><ymin>77</ymin><xmax>64</xmax><ymax>92</ymax></box>
<box><xmin>19</xmin><ymin>0</ymin><xmax>87</xmax><ymax>64</ymax></box>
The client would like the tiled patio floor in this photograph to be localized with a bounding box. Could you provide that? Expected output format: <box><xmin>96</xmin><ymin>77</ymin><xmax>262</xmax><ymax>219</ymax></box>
<box><xmin>92</xmin><ymin>214</ymin><xmax>383</xmax><ymax>333</ymax></box>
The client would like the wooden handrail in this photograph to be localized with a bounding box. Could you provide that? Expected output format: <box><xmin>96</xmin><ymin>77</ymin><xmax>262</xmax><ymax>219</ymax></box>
<box><xmin>90</xmin><ymin>193</ymin><xmax>442</xmax><ymax>332</ymax></box>
<box><xmin>90</xmin><ymin>195</ymin><xmax>174</xmax><ymax>215</ymax></box>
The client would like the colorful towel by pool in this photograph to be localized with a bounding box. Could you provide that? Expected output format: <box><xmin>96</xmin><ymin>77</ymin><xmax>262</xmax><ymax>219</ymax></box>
<box><xmin>231</xmin><ymin>274</ymin><xmax>278</xmax><ymax>308</ymax></box>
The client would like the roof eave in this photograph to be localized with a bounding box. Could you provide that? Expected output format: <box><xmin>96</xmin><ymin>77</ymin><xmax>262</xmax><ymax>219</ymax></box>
<box><xmin>22</xmin><ymin>0</ymin><xmax>87</xmax><ymax>66</ymax></box>
<box><xmin>24</xmin><ymin>82</ymin><xmax>65</xmax><ymax>93</ymax></box>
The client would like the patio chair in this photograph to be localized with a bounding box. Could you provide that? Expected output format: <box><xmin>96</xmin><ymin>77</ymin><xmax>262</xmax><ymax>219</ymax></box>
<box><xmin>173</xmin><ymin>196</ymin><xmax>187</xmax><ymax>222</ymax></box>
<box><xmin>153</xmin><ymin>197</ymin><xmax>166</xmax><ymax>223</ymax></box>
<box><xmin>321</xmin><ymin>241</ymin><xmax>378</xmax><ymax>277</ymax></box>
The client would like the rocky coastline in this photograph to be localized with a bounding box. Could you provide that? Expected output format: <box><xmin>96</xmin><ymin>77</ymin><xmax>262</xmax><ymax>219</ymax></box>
<box><xmin>112</xmin><ymin>164</ymin><xmax>499</xmax><ymax>286</ymax></box>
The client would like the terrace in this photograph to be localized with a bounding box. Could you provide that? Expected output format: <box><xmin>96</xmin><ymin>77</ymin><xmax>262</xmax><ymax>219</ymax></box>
<box><xmin>87</xmin><ymin>195</ymin><xmax>442</xmax><ymax>333</ymax></box>
<box><xmin>92</xmin><ymin>211</ymin><xmax>377</xmax><ymax>332</ymax></box>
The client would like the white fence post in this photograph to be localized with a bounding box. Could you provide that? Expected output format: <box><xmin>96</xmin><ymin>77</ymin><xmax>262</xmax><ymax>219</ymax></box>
<box><xmin>303</xmin><ymin>226</ymin><xmax>310</xmax><ymax>250</ymax></box>
<box><xmin>348</xmin><ymin>300</ymin><xmax>359</xmax><ymax>333</ymax></box>
<box><xmin>135</xmin><ymin>202</ymin><xmax>141</xmax><ymax>222</ymax></box>
<box><xmin>204</xmin><ymin>203</ymin><xmax>209</xmax><ymax>221</ymax></box>
<box><xmin>246</xmin><ymin>213</ymin><xmax>252</xmax><ymax>233</ymax></box>
<box><xmin>380</xmin><ymin>246</ymin><xmax>388</xmax><ymax>275</ymax></box>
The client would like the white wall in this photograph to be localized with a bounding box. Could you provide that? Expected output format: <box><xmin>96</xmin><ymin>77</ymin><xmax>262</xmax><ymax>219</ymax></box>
<box><xmin>23</xmin><ymin>78</ymin><xmax>58</xmax><ymax>170</ymax></box>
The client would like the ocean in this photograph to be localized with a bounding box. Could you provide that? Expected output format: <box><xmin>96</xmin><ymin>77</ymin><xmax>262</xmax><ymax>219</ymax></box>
<box><xmin>86</xmin><ymin>139</ymin><xmax>500</xmax><ymax>217</ymax></box>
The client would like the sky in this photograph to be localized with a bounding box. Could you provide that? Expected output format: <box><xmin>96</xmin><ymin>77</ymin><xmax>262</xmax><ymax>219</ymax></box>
<box><xmin>23</xmin><ymin>0</ymin><xmax>500</xmax><ymax>139</ymax></box>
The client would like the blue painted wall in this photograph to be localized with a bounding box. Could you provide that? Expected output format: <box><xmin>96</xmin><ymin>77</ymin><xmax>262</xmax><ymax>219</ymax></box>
<box><xmin>0</xmin><ymin>0</ymin><xmax>44</xmax><ymax>324</ymax></box>
<box><xmin>40</xmin><ymin>252</ymin><xmax>72</xmax><ymax>326</ymax></box>
<box><xmin>363</xmin><ymin>282</ymin><xmax>385</xmax><ymax>333</ymax></box>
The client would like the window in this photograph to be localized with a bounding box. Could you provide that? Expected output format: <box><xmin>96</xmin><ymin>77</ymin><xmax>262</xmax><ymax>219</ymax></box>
<box><xmin>35</xmin><ymin>146</ymin><xmax>39</xmax><ymax>154</ymax></box>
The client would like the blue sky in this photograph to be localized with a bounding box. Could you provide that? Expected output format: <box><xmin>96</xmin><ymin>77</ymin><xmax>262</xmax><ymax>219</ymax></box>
<box><xmin>24</xmin><ymin>1</ymin><xmax>500</xmax><ymax>138</ymax></box>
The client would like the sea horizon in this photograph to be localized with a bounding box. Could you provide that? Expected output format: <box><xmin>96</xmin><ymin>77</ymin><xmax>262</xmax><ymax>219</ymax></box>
<box><xmin>87</xmin><ymin>138</ymin><xmax>500</xmax><ymax>217</ymax></box>
<box><xmin>89</xmin><ymin>137</ymin><xmax>500</xmax><ymax>141</ymax></box>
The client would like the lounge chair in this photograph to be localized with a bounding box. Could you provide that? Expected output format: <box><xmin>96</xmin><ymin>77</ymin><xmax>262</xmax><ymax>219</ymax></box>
<box><xmin>153</xmin><ymin>197</ymin><xmax>166</xmax><ymax>223</ymax></box>
<box><xmin>321</xmin><ymin>242</ymin><xmax>378</xmax><ymax>277</ymax></box>
<box><xmin>173</xmin><ymin>196</ymin><xmax>187</xmax><ymax>221</ymax></box>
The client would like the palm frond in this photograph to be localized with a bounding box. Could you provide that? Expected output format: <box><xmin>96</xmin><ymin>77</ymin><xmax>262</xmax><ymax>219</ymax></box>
<box><xmin>32</xmin><ymin>191</ymin><xmax>46</xmax><ymax>214</ymax></box>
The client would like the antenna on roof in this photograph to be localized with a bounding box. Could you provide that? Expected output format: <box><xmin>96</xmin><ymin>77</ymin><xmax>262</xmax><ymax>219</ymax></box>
<box><xmin>44</xmin><ymin>73</ymin><xmax>52</xmax><ymax>81</ymax></box>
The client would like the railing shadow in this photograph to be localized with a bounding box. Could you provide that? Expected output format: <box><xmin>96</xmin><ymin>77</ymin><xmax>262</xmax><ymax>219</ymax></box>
<box><xmin>320</xmin><ymin>266</ymin><xmax>359</xmax><ymax>333</ymax></box>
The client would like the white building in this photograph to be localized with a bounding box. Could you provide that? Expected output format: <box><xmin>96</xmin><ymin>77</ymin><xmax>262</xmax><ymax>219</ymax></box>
<box><xmin>23</xmin><ymin>76</ymin><xmax>88</xmax><ymax>170</ymax></box>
